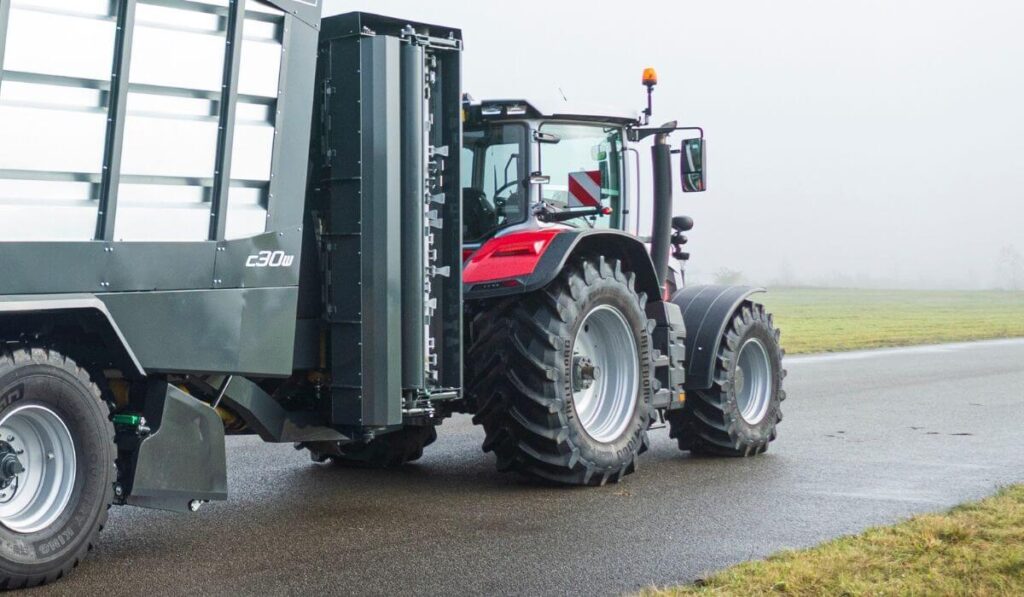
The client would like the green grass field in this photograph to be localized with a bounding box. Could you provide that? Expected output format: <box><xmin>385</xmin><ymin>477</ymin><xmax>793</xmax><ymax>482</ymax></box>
<box><xmin>758</xmin><ymin>288</ymin><xmax>1024</xmax><ymax>354</ymax></box>
<box><xmin>643</xmin><ymin>485</ymin><xmax>1024</xmax><ymax>597</ymax></box>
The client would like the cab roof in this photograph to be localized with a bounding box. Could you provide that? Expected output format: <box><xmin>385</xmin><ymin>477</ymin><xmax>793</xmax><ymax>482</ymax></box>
<box><xmin>465</xmin><ymin>98</ymin><xmax>640</xmax><ymax>127</ymax></box>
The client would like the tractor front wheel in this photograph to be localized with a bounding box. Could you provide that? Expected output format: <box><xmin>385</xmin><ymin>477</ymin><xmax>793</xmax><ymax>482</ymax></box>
<box><xmin>668</xmin><ymin>301</ymin><xmax>785</xmax><ymax>456</ymax></box>
<box><xmin>467</xmin><ymin>257</ymin><xmax>653</xmax><ymax>486</ymax></box>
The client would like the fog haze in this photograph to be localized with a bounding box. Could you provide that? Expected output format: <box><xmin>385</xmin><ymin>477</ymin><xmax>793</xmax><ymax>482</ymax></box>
<box><xmin>327</xmin><ymin>0</ymin><xmax>1024</xmax><ymax>289</ymax></box>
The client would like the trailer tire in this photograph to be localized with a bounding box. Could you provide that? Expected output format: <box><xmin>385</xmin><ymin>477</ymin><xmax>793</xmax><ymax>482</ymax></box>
<box><xmin>304</xmin><ymin>425</ymin><xmax>437</xmax><ymax>468</ymax></box>
<box><xmin>467</xmin><ymin>257</ymin><xmax>653</xmax><ymax>486</ymax></box>
<box><xmin>0</xmin><ymin>346</ymin><xmax>115</xmax><ymax>590</ymax></box>
<box><xmin>667</xmin><ymin>301</ymin><xmax>785</xmax><ymax>456</ymax></box>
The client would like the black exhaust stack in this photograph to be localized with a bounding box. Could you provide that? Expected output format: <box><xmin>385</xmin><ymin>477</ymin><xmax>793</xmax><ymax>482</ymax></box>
<box><xmin>650</xmin><ymin>130</ymin><xmax>674</xmax><ymax>287</ymax></box>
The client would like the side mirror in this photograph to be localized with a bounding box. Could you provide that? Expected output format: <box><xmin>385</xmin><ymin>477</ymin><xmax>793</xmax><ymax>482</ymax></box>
<box><xmin>681</xmin><ymin>138</ymin><xmax>706</xmax><ymax>193</ymax></box>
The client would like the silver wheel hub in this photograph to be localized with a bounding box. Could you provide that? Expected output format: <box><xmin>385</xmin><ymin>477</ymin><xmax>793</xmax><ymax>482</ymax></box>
<box><xmin>735</xmin><ymin>338</ymin><xmax>772</xmax><ymax>425</ymax></box>
<box><xmin>0</xmin><ymin>405</ymin><xmax>77</xmax><ymax>534</ymax></box>
<box><xmin>571</xmin><ymin>305</ymin><xmax>639</xmax><ymax>443</ymax></box>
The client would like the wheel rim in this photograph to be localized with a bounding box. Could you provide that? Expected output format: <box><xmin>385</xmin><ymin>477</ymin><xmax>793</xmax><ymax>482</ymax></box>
<box><xmin>571</xmin><ymin>305</ymin><xmax>639</xmax><ymax>443</ymax></box>
<box><xmin>0</xmin><ymin>405</ymin><xmax>77</xmax><ymax>534</ymax></box>
<box><xmin>735</xmin><ymin>338</ymin><xmax>772</xmax><ymax>425</ymax></box>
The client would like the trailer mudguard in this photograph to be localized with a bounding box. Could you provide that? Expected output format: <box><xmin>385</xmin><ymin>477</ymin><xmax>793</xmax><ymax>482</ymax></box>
<box><xmin>463</xmin><ymin>229</ymin><xmax>662</xmax><ymax>301</ymax></box>
<box><xmin>126</xmin><ymin>382</ymin><xmax>227</xmax><ymax>512</ymax></box>
<box><xmin>0</xmin><ymin>295</ymin><xmax>145</xmax><ymax>377</ymax></box>
<box><xmin>671</xmin><ymin>285</ymin><xmax>766</xmax><ymax>390</ymax></box>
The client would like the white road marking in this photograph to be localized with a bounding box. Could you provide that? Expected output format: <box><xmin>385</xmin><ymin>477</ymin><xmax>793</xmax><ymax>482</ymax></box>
<box><xmin>785</xmin><ymin>338</ymin><xmax>1024</xmax><ymax>365</ymax></box>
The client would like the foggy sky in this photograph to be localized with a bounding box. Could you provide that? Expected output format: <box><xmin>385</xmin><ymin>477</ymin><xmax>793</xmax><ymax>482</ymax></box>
<box><xmin>326</xmin><ymin>0</ymin><xmax>1024</xmax><ymax>289</ymax></box>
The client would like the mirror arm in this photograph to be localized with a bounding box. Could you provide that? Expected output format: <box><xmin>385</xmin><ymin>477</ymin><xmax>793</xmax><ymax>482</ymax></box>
<box><xmin>628</xmin><ymin>125</ymin><xmax>704</xmax><ymax>143</ymax></box>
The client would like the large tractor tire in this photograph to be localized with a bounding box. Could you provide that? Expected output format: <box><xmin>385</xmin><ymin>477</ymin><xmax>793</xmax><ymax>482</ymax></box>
<box><xmin>467</xmin><ymin>257</ymin><xmax>654</xmax><ymax>486</ymax></box>
<box><xmin>668</xmin><ymin>301</ymin><xmax>785</xmax><ymax>456</ymax></box>
<box><xmin>0</xmin><ymin>347</ymin><xmax>115</xmax><ymax>589</ymax></box>
<box><xmin>303</xmin><ymin>425</ymin><xmax>437</xmax><ymax>468</ymax></box>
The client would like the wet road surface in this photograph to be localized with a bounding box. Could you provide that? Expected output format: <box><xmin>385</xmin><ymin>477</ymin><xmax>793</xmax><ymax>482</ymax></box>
<box><xmin>35</xmin><ymin>339</ymin><xmax>1024</xmax><ymax>596</ymax></box>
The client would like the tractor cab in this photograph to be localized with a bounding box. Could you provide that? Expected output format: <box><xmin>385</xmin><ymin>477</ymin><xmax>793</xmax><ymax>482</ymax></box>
<box><xmin>461</xmin><ymin>99</ymin><xmax>640</xmax><ymax>249</ymax></box>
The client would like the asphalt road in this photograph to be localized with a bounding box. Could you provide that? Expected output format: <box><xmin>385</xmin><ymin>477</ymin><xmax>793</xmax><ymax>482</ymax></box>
<box><xmin>36</xmin><ymin>339</ymin><xmax>1024</xmax><ymax>596</ymax></box>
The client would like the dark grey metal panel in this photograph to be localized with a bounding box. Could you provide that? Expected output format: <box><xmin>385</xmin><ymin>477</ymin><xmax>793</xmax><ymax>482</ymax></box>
<box><xmin>209</xmin><ymin>0</ymin><xmax>246</xmax><ymax>241</ymax></box>
<box><xmin>317</xmin><ymin>29</ymin><xmax>404</xmax><ymax>427</ymax></box>
<box><xmin>127</xmin><ymin>382</ymin><xmax>227</xmax><ymax>512</ymax></box>
<box><xmin>104</xmin><ymin>242</ymin><xmax>218</xmax><ymax>290</ymax></box>
<box><xmin>219</xmin><ymin>376</ymin><xmax>347</xmax><ymax>443</ymax></box>
<box><xmin>671</xmin><ymin>285</ymin><xmax>765</xmax><ymax>390</ymax></box>
<box><xmin>0</xmin><ymin>0</ymin><xmax>10</xmax><ymax>89</ymax></box>
<box><xmin>0</xmin><ymin>242</ymin><xmax>216</xmax><ymax>294</ymax></box>
<box><xmin>400</xmin><ymin>42</ymin><xmax>426</xmax><ymax>390</ymax></box>
<box><xmin>261</xmin><ymin>0</ymin><xmax>320</xmax><ymax>30</ymax></box>
<box><xmin>357</xmin><ymin>34</ymin><xmax>403</xmax><ymax>427</ymax></box>
<box><xmin>99</xmin><ymin>287</ymin><xmax>298</xmax><ymax>376</ymax></box>
<box><xmin>96</xmin><ymin>0</ymin><xmax>137</xmax><ymax>241</ymax></box>
<box><xmin>265</xmin><ymin>14</ymin><xmax>319</xmax><ymax>231</ymax></box>
<box><xmin>0</xmin><ymin>236</ymin><xmax>312</xmax><ymax>294</ymax></box>
<box><xmin>238</xmin><ymin>284</ymin><xmax>299</xmax><ymax>373</ymax></box>
<box><xmin>432</xmin><ymin>36</ymin><xmax>465</xmax><ymax>392</ymax></box>
<box><xmin>213</xmin><ymin>228</ymin><xmax>303</xmax><ymax>289</ymax></box>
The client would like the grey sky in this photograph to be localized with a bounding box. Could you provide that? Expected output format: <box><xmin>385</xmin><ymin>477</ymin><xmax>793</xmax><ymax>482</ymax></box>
<box><xmin>326</xmin><ymin>0</ymin><xmax>1024</xmax><ymax>289</ymax></box>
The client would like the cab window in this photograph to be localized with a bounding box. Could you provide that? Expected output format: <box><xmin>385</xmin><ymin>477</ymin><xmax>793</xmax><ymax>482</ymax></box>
<box><xmin>538</xmin><ymin>123</ymin><xmax>624</xmax><ymax>230</ymax></box>
<box><xmin>462</xmin><ymin>124</ymin><xmax>529</xmax><ymax>242</ymax></box>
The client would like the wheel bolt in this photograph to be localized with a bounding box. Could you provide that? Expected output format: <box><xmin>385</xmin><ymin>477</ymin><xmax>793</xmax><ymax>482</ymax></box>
<box><xmin>47</xmin><ymin>452</ymin><xmax>54</xmax><ymax>460</ymax></box>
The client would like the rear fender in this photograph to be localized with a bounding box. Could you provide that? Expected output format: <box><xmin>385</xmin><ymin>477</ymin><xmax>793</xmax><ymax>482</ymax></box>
<box><xmin>671</xmin><ymin>285</ymin><xmax>766</xmax><ymax>390</ymax></box>
<box><xmin>0</xmin><ymin>295</ymin><xmax>145</xmax><ymax>377</ymax></box>
<box><xmin>463</xmin><ymin>229</ymin><xmax>661</xmax><ymax>301</ymax></box>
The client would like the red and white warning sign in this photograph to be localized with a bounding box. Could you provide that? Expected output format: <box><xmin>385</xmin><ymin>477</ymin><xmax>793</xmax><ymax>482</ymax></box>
<box><xmin>568</xmin><ymin>170</ymin><xmax>603</xmax><ymax>208</ymax></box>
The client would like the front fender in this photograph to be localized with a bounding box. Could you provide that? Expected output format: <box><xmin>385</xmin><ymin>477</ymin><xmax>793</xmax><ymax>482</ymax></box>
<box><xmin>671</xmin><ymin>285</ymin><xmax>766</xmax><ymax>390</ymax></box>
<box><xmin>463</xmin><ymin>229</ymin><xmax>662</xmax><ymax>301</ymax></box>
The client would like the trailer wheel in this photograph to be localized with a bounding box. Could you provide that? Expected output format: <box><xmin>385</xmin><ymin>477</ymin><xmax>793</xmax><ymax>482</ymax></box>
<box><xmin>467</xmin><ymin>257</ymin><xmax>653</xmax><ymax>486</ymax></box>
<box><xmin>303</xmin><ymin>425</ymin><xmax>437</xmax><ymax>468</ymax></box>
<box><xmin>0</xmin><ymin>347</ymin><xmax>115</xmax><ymax>589</ymax></box>
<box><xmin>668</xmin><ymin>301</ymin><xmax>785</xmax><ymax>456</ymax></box>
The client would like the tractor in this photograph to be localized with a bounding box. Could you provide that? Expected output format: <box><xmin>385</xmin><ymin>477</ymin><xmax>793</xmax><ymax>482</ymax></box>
<box><xmin>0</xmin><ymin>3</ymin><xmax>783</xmax><ymax>587</ymax></box>
<box><xmin>455</xmin><ymin>89</ymin><xmax>785</xmax><ymax>485</ymax></box>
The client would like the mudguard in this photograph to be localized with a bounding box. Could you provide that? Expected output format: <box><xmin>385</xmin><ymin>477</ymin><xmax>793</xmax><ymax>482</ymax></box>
<box><xmin>0</xmin><ymin>295</ymin><xmax>145</xmax><ymax>377</ymax></box>
<box><xmin>671</xmin><ymin>285</ymin><xmax>766</xmax><ymax>390</ymax></box>
<box><xmin>127</xmin><ymin>382</ymin><xmax>227</xmax><ymax>512</ymax></box>
<box><xmin>463</xmin><ymin>229</ymin><xmax>661</xmax><ymax>301</ymax></box>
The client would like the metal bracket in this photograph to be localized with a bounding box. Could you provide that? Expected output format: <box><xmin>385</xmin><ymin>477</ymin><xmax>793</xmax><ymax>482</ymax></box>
<box><xmin>218</xmin><ymin>377</ymin><xmax>348</xmax><ymax>443</ymax></box>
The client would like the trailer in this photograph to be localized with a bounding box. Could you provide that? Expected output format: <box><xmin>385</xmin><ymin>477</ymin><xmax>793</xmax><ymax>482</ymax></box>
<box><xmin>0</xmin><ymin>1</ymin><xmax>784</xmax><ymax>587</ymax></box>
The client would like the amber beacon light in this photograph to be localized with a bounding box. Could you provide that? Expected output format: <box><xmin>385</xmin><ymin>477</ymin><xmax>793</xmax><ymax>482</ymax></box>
<box><xmin>642</xmin><ymin>67</ymin><xmax>659</xmax><ymax>87</ymax></box>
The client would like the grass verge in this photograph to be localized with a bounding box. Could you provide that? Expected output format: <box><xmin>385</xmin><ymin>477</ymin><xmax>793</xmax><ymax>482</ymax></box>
<box><xmin>759</xmin><ymin>288</ymin><xmax>1024</xmax><ymax>354</ymax></box>
<box><xmin>643</xmin><ymin>485</ymin><xmax>1024</xmax><ymax>596</ymax></box>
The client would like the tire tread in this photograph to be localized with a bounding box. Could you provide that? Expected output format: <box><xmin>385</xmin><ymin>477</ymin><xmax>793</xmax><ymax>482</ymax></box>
<box><xmin>0</xmin><ymin>345</ymin><xmax>115</xmax><ymax>590</ymax></box>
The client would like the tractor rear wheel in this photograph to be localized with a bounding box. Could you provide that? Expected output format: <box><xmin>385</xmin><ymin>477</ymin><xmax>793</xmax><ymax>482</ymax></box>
<box><xmin>303</xmin><ymin>425</ymin><xmax>437</xmax><ymax>468</ymax></box>
<box><xmin>467</xmin><ymin>257</ymin><xmax>653</xmax><ymax>486</ymax></box>
<box><xmin>668</xmin><ymin>301</ymin><xmax>785</xmax><ymax>456</ymax></box>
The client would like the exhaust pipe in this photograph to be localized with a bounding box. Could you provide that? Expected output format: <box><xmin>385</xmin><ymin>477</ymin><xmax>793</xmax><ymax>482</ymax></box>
<box><xmin>649</xmin><ymin>131</ymin><xmax>674</xmax><ymax>286</ymax></box>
